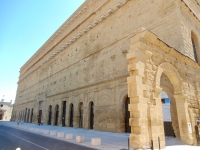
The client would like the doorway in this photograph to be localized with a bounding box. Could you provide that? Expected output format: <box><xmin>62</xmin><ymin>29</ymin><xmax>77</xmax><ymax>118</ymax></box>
<box><xmin>24</xmin><ymin>108</ymin><xmax>27</xmax><ymax>122</ymax></box>
<box><xmin>79</xmin><ymin>102</ymin><xmax>83</xmax><ymax>128</ymax></box>
<box><xmin>30</xmin><ymin>108</ymin><xmax>33</xmax><ymax>123</ymax></box>
<box><xmin>125</xmin><ymin>97</ymin><xmax>131</xmax><ymax>133</ymax></box>
<box><xmin>27</xmin><ymin>109</ymin><xmax>30</xmax><ymax>123</ymax></box>
<box><xmin>62</xmin><ymin>101</ymin><xmax>66</xmax><ymax>126</ymax></box>
<box><xmin>89</xmin><ymin>102</ymin><xmax>94</xmax><ymax>129</ymax></box>
<box><xmin>55</xmin><ymin>105</ymin><xmax>59</xmax><ymax>126</ymax></box>
<box><xmin>38</xmin><ymin>110</ymin><xmax>42</xmax><ymax>124</ymax></box>
<box><xmin>69</xmin><ymin>103</ymin><xmax>73</xmax><ymax>127</ymax></box>
<box><xmin>48</xmin><ymin>105</ymin><xmax>52</xmax><ymax>125</ymax></box>
<box><xmin>159</xmin><ymin>72</ymin><xmax>181</xmax><ymax>144</ymax></box>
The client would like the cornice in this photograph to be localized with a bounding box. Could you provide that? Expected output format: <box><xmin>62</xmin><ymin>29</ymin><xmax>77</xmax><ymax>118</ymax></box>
<box><xmin>181</xmin><ymin>0</ymin><xmax>200</xmax><ymax>23</ymax></box>
<box><xmin>18</xmin><ymin>0</ymin><xmax>130</xmax><ymax>83</ymax></box>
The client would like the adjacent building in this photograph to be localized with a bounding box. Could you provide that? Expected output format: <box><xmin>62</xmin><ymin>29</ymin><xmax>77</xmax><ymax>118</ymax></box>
<box><xmin>0</xmin><ymin>99</ymin><xmax>13</xmax><ymax>121</ymax></box>
<box><xmin>12</xmin><ymin>0</ymin><xmax>200</xmax><ymax>149</ymax></box>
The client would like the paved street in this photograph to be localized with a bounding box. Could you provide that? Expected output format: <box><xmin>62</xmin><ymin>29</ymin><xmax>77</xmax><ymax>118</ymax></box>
<box><xmin>0</xmin><ymin>125</ymin><xmax>96</xmax><ymax>150</ymax></box>
<box><xmin>0</xmin><ymin>121</ymin><xmax>200</xmax><ymax>150</ymax></box>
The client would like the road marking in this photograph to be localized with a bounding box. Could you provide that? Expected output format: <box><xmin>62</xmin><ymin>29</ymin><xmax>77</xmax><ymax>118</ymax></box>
<box><xmin>0</xmin><ymin>129</ymin><xmax>49</xmax><ymax>150</ymax></box>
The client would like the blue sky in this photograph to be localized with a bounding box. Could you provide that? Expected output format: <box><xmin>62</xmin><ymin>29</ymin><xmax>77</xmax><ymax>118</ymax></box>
<box><xmin>0</xmin><ymin>0</ymin><xmax>85</xmax><ymax>103</ymax></box>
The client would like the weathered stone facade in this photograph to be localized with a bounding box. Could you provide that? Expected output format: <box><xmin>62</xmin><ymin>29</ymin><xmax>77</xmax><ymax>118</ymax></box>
<box><xmin>0</xmin><ymin>100</ymin><xmax>13</xmax><ymax>121</ymax></box>
<box><xmin>12</xmin><ymin>0</ymin><xmax>200</xmax><ymax>149</ymax></box>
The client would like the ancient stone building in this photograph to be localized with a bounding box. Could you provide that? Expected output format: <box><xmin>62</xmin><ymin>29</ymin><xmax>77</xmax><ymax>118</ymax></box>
<box><xmin>12</xmin><ymin>0</ymin><xmax>200</xmax><ymax>149</ymax></box>
<box><xmin>0</xmin><ymin>99</ymin><xmax>13</xmax><ymax>121</ymax></box>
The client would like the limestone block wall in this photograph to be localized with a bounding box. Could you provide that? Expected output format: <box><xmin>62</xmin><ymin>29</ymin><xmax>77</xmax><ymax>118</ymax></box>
<box><xmin>177</xmin><ymin>0</ymin><xmax>200</xmax><ymax>64</ymax></box>
<box><xmin>12</xmin><ymin>0</ymin><xmax>200</xmax><ymax>140</ymax></box>
<box><xmin>16</xmin><ymin>0</ymin><xmax>189</xmax><ymax>97</ymax></box>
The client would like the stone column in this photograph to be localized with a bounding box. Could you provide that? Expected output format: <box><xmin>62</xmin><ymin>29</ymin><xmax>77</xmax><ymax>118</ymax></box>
<box><xmin>150</xmin><ymin>86</ymin><xmax>166</xmax><ymax>149</ymax></box>
<box><xmin>174</xmin><ymin>94</ymin><xmax>194</xmax><ymax>144</ymax></box>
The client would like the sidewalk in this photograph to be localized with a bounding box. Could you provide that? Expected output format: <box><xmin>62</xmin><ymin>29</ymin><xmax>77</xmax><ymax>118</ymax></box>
<box><xmin>0</xmin><ymin>121</ymin><xmax>199</xmax><ymax>150</ymax></box>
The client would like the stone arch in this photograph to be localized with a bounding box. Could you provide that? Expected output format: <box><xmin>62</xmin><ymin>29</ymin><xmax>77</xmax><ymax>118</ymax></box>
<box><xmin>98</xmin><ymin>94</ymin><xmax>110</xmax><ymax>103</ymax></box>
<box><xmin>154</xmin><ymin>62</ymin><xmax>193</xmax><ymax>145</ymax></box>
<box><xmin>160</xmin><ymin>77</ymin><xmax>180</xmax><ymax>138</ymax></box>
<box><xmin>155</xmin><ymin>62</ymin><xmax>182</xmax><ymax>95</ymax></box>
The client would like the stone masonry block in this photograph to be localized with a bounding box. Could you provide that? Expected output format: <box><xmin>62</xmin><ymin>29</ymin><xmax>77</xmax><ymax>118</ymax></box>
<box><xmin>128</xmin><ymin>103</ymin><xmax>147</xmax><ymax>112</ymax></box>
<box><xmin>129</xmin><ymin>118</ymin><xmax>148</xmax><ymax>126</ymax></box>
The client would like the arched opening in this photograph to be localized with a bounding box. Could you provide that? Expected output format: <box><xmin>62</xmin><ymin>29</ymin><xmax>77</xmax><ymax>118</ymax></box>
<box><xmin>30</xmin><ymin>108</ymin><xmax>33</xmax><ymax>123</ymax></box>
<box><xmin>54</xmin><ymin>105</ymin><xmax>59</xmax><ymax>126</ymax></box>
<box><xmin>23</xmin><ymin>110</ymin><xmax>25</xmax><ymax>121</ymax></box>
<box><xmin>24</xmin><ymin>108</ymin><xmax>27</xmax><ymax>122</ymax></box>
<box><xmin>69</xmin><ymin>103</ymin><xmax>74</xmax><ymax>127</ymax></box>
<box><xmin>154</xmin><ymin>62</ymin><xmax>192</xmax><ymax>145</ymax></box>
<box><xmin>78</xmin><ymin>102</ymin><xmax>83</xmax><ymax>128</ymax></box>
<box><xmin>160</xmin><ymin>72</ymin><xmax>180</xmax><ymax>144</ymax></box>
<box><xmin>89</xmin><ymin>101</ymin><xmax>94</xmax><ymax>129</ymax></box>
<box><xmin>191</xmin><ymin>31</ymin><xmax>200</xmax><ymax>64</ymax></box>
<box><xmin>48</xmin><ymin>105</ymin><xmax>52</xmax><ymax>125</ymax></box>
<box><xmin>19</xmin><ymin>111</ymin><xmax>22</xmax><ymax>121</ymax></box>
<box><xmin>125</xmin><ymin>96</ymin><xmax>131</xmax><ymax>133</ymax></box>
<box><xmin>0</xmin><ymin>110</ymin><xmax>4</xmax><ymax>120</ymax></box>
<box><xmin>62</xmin><ymin>101</ymin><xmax>66</xmax><ymax>127</ymax></box>
<box><xmin>27</xmin><ymin>109</ymin><xmax>30</xmax><ymax>123</ymax></box>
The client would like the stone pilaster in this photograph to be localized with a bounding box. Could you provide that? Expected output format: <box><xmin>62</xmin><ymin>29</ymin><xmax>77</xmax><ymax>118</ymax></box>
<box><xmin>127</xmin><ymin>34</ymin><xmax>150</xmax><ymax>148</ymax></box>
<box><xmin>174</xmin><ymin>94</ymin><xmax>194</xmax><ymax>144</ymax></box>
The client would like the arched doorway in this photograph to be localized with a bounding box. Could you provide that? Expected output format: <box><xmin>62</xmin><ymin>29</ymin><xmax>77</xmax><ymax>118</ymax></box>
<box><xmin>154</xmin><ymin>62</ymin><xmax>193</xmax><ymax>145</ymax></box>
<box><xmin>55</xmin><ymin>105</ymin><xmax>59</xmax><ymax>126</ymax></box>
<box><xmin>24</xmin><ymin>108</ymin><xmax>27</xmax><ymax>122</ymax></box>
<box><xmin>62</xmin><ymin>101</ymin><xmax>66</xmax><ymax>126</ymax></box>
<box><xmin>19</xmin><ymin>111</ymin><xmax>22</xmax><ymax>120</ymax></box>
<box><xmin>125</xmin><ymin>96</ymin><xmax>131</xmax><ymax>133</ymax></box>
<box><xmin>30</xmin><ymin>108</ymin><xmax>33</xmax><ymax>123</ymax></box>
<box><xmin>69</xmin><ymin>103</ymin><xmax>73</xmax><ymax>127</ymax></box>
<box><xmin>161</xmin><ymin>90</ymin><xmax>176</xmax><ymax>138</ymax></box>
<box><xmin>48</xmin><ymin>105</ymin><xmax>52</xmax><ymax>125</ymax></box>
<box><xmin>79</xmin><ymin>102</ymin><xmax>83</xmax><ymax>128</ymax></box>
<box><xmin>89</xmin><ymin>101</ymin><xmax>94</xmax><ymax>129</ymax></box>
<box><xmin>27</xmin><ymin>109</ymin><xmax>30</xmax><ymax>123</ymax></box>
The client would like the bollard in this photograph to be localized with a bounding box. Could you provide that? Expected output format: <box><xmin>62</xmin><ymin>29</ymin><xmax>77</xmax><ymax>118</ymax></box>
<box><xmin>57</xmin><ymin>132</ymin><xmax>64</xmax><ymax>138</ymax></box>
<box><xmin>50</xmin><ymin>130</ymin><xmax>57</xmax><ymax>136</ymax></box>
<box><xmin>158</xmin><ymin>137</ymin><xmax>160</xmax><ymax>150</ymax></box>
<box><xmin>76</xmin><ymin>136</ymin><xmax>84</xmax><ymax>143</ymax></box>
<box><xmin>91</xmin><ymin>138</ymin><xmax>101</xmax><ymax>146</ymax></box>
<box><xmin>65</xmin><ymin>134</ymin><xmax>73</xmax><ymax>140</ymax></box>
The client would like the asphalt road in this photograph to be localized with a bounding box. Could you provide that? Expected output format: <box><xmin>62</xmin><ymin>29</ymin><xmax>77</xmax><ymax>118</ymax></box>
<box><xmin>0</xmin><ymin>125</ymin><xmax>97</xmax><ymax>150</ymax></box>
